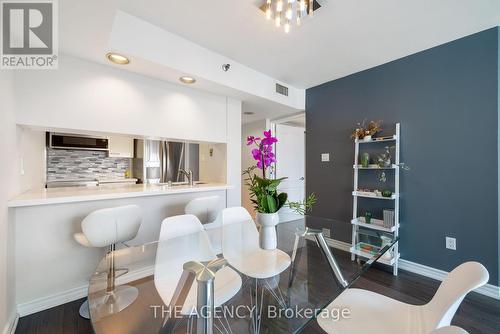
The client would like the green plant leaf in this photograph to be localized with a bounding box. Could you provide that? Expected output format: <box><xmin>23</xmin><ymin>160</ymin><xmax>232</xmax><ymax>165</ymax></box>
<box><xmin>276</xmin><ymin>192</ymin><xmax>288</xmax><ymax>210</ymax></box>
<box><xmin>267</xmin><ymin>177</ymin><xmax>287</xmax><ymax>190</ymax></box>
<box><xmin>266</xmin><ymin>195</ymin><xmax>277</xmax><ymax>213</ymax></box>
<box><xmin>260</xmin><ymin>196</ymin><xmax>269</xmax><ymax>213</ymax></box>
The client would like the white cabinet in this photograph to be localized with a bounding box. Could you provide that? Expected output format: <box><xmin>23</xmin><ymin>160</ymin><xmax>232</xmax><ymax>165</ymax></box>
<box><xmin>108</xmin><ymin>136</ymin><xmax>134</xmax><ymax>158</ymax></box>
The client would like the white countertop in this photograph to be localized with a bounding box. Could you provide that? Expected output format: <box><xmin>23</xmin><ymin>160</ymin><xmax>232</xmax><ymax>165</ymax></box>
<box><xmin>8</xmin><ymin>183</ymin><xmax>231</xmax><ymax>208</ymax></box>
<box><xmin>98</xmin><ymin>178</ymin><xmax>138</xmax><ymax>184</ymax></box>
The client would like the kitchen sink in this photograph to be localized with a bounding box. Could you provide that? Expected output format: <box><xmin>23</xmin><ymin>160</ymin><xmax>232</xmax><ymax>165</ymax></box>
<box><xmin>150</xmin><ymin>181</ymin><xmax>207</xmax><ymax>187</ymax></box>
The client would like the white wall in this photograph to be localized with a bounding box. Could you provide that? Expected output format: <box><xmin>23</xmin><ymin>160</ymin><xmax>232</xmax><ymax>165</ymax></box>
<box><xmin>0</xmin><ymin>72</ymin><xmax>18</xmax><ymax>333</ymax></box>
<box><xmin>199</xmin><ymin>143</ymin><xmax>227</xmax><ymax>183</ymax></box>
<box><xmin>226</xmin><ymin>98</ymin><xmax>242</xmax><ymax>207</ymax></box>
<box><xmin>14</xmin><ymin>55</ymin><xmax>228</xmax><ymax>143</ymax></box>
<box><xmin>18</xmin><ymin>129</ymin><xmax>45</xmax><ymax>192</ymax></box>
<box><xmin>241</xmin><ymin>119</ymin><xmax>269</xmax><ymax>215</ymax></box>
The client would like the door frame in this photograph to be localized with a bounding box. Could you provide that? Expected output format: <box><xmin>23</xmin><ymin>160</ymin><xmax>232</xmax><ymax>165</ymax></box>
<box><xmin>270</xmin><ymin>112</ymin><xmax>306</xmax><ymax>179</ymax></box>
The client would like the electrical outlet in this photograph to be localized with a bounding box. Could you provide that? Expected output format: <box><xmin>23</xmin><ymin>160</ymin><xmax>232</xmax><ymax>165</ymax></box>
<box><xmin>321</xmin><ymin>153</ymin><xmax>330</xmax><ymax>162</ymax></box>
<box><xmin>446</xmin><ymin>237</ymin><xmax>456</xmax><ymax>250</ymax></box>
<box><xmin>322</xmin><ymin>228</ymin><xmax>331</xmax><ymax>238</ymax></box>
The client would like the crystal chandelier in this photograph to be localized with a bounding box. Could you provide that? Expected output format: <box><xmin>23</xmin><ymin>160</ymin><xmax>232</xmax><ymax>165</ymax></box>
<box><xmin>261</xmin><ymin>0</ymin><xmax>320</xmax><ymax>33</ymax></box>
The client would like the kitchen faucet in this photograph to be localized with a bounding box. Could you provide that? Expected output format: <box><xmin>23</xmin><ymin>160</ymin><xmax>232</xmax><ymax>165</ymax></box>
<box><xmin>179</xmin><ymin>169</ymin><xmax>194</xmax><ymax>186</ymax></box>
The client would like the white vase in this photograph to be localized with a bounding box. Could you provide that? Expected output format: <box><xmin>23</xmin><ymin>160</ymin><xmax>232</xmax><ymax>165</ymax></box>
<box><xmin>256</xmin><ymin>212</ymin><xmax>280</xmax><ymax>250</ymax></box>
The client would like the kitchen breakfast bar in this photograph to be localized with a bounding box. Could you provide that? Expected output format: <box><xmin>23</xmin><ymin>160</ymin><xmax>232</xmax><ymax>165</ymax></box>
<box><xmin>8</xmin><ymin>183</ymin><xmax>231</xmax><ymax>316</ymax></box>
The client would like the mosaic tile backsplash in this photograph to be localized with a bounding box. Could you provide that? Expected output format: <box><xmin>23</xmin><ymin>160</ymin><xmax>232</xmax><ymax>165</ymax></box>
<box><xmin>47</xmin><ymin>148</ymin><xmax>131</xmax><ymax>181</ymax></box>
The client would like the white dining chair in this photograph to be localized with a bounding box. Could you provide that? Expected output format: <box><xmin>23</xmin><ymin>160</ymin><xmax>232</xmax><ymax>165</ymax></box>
<box><xmin>431</xmin><ymin>326</ymin><xmax>469</xmax><ymax>334</ymax></box>
<box><xmin>184</xmin><ymin>196</ymin><xmax>223</xmax><ymax>253</ymax></box>
<box><xmin>221</xmin><ymin>207</ymin><xmax>291</xmax><ymax>333</ymax></box>
<box><xmin>154</xmin><ymin>214</ymin><xmax>242</xmax><ymax>333</ymax></box>
<box><xmin>316</xmin><ymin>262</ymin><xmax>489</xmax><ymax>334</ymax></box>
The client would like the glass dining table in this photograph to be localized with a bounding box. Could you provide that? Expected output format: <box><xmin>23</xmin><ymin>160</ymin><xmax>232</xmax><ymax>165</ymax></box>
<box><xmin>88</xmin><ymin>215</ymin><xmax>398</xmax><ymax>334</ymax></box>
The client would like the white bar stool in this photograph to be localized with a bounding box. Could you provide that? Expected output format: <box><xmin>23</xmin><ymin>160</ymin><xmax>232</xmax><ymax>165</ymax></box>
<box><xmin>184</xmin><ymin>196</ymin><xmax>222</xmax><ymax>224</ymax></box>
<box><xmin>73</xmin><ymin>205</ymin><xmax>142</xmax><ymax>319</ymax></box>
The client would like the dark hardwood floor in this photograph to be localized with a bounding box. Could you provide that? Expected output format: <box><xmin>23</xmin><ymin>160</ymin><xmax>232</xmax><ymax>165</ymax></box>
<box><xmin>15</xmin><ymin>251</ymin><xmax>500</xmax><ymax>334</ymax></box>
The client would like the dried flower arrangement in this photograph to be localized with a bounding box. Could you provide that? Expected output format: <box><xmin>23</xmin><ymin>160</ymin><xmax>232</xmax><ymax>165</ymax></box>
<box><xmin>351</xmin><ymin>120</ymin><xmax>383</xmax><ymax>140</ymax></box>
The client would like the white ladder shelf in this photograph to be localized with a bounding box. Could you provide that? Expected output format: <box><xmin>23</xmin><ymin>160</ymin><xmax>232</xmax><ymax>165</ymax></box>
<box><xmin>351</xmin><ymin>123</ymin><xmax>400</xmax><ymax>276</ymax></box>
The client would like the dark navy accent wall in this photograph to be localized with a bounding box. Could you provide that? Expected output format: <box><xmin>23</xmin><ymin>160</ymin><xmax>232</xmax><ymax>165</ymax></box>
<box><xmin>306</xmin><ymin>27</ymin><xmax>499</xmax><ymax>285</ymax></box>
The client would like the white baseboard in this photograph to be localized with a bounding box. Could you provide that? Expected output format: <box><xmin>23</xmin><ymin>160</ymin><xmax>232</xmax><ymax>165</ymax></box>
<box><xmin>2</xmin><ymin>311</ymin><xmax>19</xmax><ymax>334</ymax></box>
<box><xmin>17</xmin><ymin>284</ymin><xmax>88</xmax><ymax>317</ymax></box>
<box><xmin>17</xmin><ymin>265</ymin><xmax>155</xmax><ymax>317</ymax></box>
<box><xmin>319</xmin><ymin>237</ymin><xmax>500</xmax><ymax>300</ymax></box>
<box><xmin>399</xmin><ymin>259</ymin><xmax>500</xmax><ymax>300</ymax></box>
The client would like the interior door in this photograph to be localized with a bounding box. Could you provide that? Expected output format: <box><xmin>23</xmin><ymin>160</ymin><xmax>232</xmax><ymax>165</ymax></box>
<box><xmin>275</xmin><ymin>124</ymin><xmax>305</xmax><ymax>220</ymax></box>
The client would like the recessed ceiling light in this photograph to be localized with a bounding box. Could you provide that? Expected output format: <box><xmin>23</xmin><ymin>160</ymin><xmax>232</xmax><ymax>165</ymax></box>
<box><xmin>179</xmin><ymin>76</ymin><xmax>196</xmax><ymax>84</ymax></box>
<box><xmin>243</xmin><ymin>111</ymin><xmax>255</xmax><ymax>115</ymax></box>
<box><xmin>106</xmin><ymin>52</ymin><xmax>129</xmax><ymax>65</ymax></box>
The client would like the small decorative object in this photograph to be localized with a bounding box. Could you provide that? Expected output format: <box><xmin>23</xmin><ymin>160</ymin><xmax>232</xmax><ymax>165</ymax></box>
<box><xmin>244</xmin><ymin>130</ymin><xmax>316</xmax><ymax>249</ymax></box>
<box><xmin>351</xmin><ymin>120</ymin><xmax>383</xmax><ymax>140</ymax></box>
<box><xmin>383</xmin><ymin>209</ymin><xmax>395</xmax><ymax>228</ymax></box>
<box><xmin>381</xmin><ymin>190</ymin><xmax>393</xmax><ymax>198</ymax></box>
<box><xmin>380</xmin><ymin>235</ymin><xmax>394</xmax><ymax>260</ymax></box>
<box><xmin>360</xmin><ymin>152</ymin><xmax>370</xmax><ymax>168</ymax></box>
<box><xmin>364</xmin><ymin>211</ymin><xmax>372</xmax><ymax>224</ymax></box>
<box><xmin>377</xmin><ymin>146</ymin><xmax>393</xmax><ymax>167</ymax></box>
<box><xmin>378</xmin><ymin>171</ymin><xmax>387</xmax><ymax>183</ymax></box>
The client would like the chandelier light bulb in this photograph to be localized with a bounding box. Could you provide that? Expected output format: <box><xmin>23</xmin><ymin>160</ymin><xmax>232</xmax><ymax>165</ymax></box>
<box><xmin>299</xmin><ymin>0</ymin><xmax>306</xmax><ymax>12</ymax></box>
<box><xmin>266</xmin><ymin>5</ymin><xmax>272</xmax><ymax>19</ymax></box>
<box><xmin>261</xmin><ymin>0</ymin><xmax>314</xmax><ymax>33</ymax></box>
<box><xmin>286</xmin><ymin>4</ymin><xmax>293</xmax><ymax>20</ymax></box>
<box><xmin>276</xmin><ymin>0</ymin><xmax>283</xmax><ymax>12</ymax></box>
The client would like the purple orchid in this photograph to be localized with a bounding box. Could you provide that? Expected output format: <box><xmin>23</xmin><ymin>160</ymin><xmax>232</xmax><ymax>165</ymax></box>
<box><xmin>246</xmin><ymin>136</ymin><xmax>261</xmax><ymax>145</ymax></box>
<box><xmin>246</xmin><ymin>130</ymin><xmax>278</xmax><ymax>178</ymax></box>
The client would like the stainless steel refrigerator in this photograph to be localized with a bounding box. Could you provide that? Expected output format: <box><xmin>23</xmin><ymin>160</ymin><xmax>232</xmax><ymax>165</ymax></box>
<box><xmin>133</xmin><ymin>139</ymin><xmax>199</xmax><ymax>184</ymax></box>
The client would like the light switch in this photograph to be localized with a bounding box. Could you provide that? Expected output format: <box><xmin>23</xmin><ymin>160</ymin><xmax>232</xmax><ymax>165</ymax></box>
<box><xmin>446</xmin><ymin>237</ymin><xmax>456</xmax><ymax>250</ymax></box>
<box><xmin>321</xmin><ymin>153</ymin><xmax>330</xmax><ymax>162</ymax></box>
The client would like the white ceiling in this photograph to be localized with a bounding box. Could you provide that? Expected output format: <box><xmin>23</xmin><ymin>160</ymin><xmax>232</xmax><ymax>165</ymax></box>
<box><xmin>59</xmin><ymin>0</ymin><xmax>500</xmax><ymax>115</ymax></box>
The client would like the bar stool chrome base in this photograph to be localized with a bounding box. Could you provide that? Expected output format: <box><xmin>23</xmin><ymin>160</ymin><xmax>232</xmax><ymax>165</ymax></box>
<box><xmin>90</xmin><ymin>285</ymin><xmax>139</xmax><ymax>320</ymax></box>
<box><xmin>78</xmin><ymin>300</ymin><xmax>90</xmax><ymax>319</ymax></box>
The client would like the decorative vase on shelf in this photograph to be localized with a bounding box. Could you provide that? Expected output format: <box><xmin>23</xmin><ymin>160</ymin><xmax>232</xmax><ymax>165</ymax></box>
<box><xmin>382</xmin><ymin>190</ymin><xmax>393</xmax><ymax>198</ymax></box>
<box><xmin>363</xmin><ymin>135</ymin><xmax>372</xmax><ymax>142</ymax></box>
<box><xmin>381</xmin><ymin>235</ymin><xmax>394</xmax><ymax>260</ymax></box>
<box><xmin>361</xmin><ymin>153</ymin><xmax>370</xmax><ymax>168</ymax></box>
<box><xmin>364</xmin><ymin>211</ymin><xmax>372</xmax><ymax>224</ymax></box>
<box><xmin>256</xmin><ymin>212</ymin><xmax>280</xmax><ymax>250</ymax></box>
